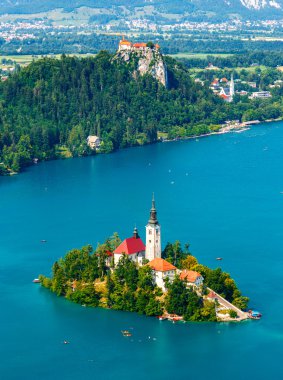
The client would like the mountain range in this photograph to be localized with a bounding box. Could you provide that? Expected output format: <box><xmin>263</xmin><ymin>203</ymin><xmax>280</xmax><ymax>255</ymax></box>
<box><xmin>0</xmin><ymin>0</ymin><xmax>282</xmax><ymax>19</ymax></box>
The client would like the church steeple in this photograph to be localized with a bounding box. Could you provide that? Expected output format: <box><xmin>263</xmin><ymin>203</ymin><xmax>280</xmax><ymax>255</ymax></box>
<box><xmin>145</xmin><ymin>194</ymin><xmax>161</xmax><ymax>261</ymax></box>
<box><xmin>230</xmin><ymin>73</ymin><xmax>235</xmax><ymax>99</ymax></box>
<box><xmin>133</xmin><ymin>226</ymin><xmax>139</xmax><ymax>239</ymax></box>
<box><xmin>148</xmin><ymin>193</ymin><xmax>159</xmax><ymax>225</ymax></box>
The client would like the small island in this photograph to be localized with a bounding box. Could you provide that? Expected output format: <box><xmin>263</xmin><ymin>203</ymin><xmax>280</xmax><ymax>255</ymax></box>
<box><xmin>40</xmin><ymin>196</ymin><xmax>252</xmax><ymax>322</ymax></box>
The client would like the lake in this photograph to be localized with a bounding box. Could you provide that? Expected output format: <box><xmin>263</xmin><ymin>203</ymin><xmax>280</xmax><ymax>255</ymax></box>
<box><xmin>1</xmin><ymin>122</ymin><xmax>283</xmax><ymax>380</ymax></box>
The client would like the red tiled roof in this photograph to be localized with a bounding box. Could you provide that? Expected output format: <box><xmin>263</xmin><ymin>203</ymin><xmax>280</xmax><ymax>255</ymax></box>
<box><xmin>120</xmin><ymin>40</ymin><xmax>132</xmax><ymax>46</ymax></box>
<box><xmin>207</xmin><ymin>291</ymin><xmax>216</xmax><ymax>299</ymax></box>
<box><xmin>180</xmin><ymin>270</ymin><xmax>202</xmax><ymax>283</ymax></box>
<box><xmin>133</xmin><ymin>43</ymin><xmax>147</xmax><ymax>48</ymax></box>
<box><xmin>72</xmin><ymin>280</ymin><xmax>77</xmax><ymax>289</ymax></box>
<box><xmin>114</xmin><ymin>237</ymin><xmax>145</xmax><ymax>255</ymax></box>
<box><xmin>148</xmin><ymin>258</ymin><xmax>177</xmax><ymax>272</ymax></box>
<box><xmin>220</xmin><ymin>93</ymin><xmax>229</xmax><ymax>99</ymax></box>
<box><xmin>106</xmin><ymin>250</ymin><xmax>113</xmax><ymax>257</ymax></box>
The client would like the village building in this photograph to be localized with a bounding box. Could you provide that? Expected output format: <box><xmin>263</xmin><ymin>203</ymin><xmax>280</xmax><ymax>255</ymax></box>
<box><xmin>205</xmin><ymin>63</ymin><xmax>220</xmax><ymax>71</ymax></box>
<box><xmin>218</xmin><ymin>74</ymin><xmax>234</xmax><ymax>102</ymax></box>
<box><xmin>148</xmin><ymin>258</ymin><xmax>177</xmax><ymax>291</ymax></box>
<box><xmin>247</xmin><ymin>82</ymin><xmax>257</xmax><ymax>88</ymax></box>
<box><xmin>220</xmin><ymin>77</ymin><xmax>228</xmax><ymax>83</ymax></box>
<box><xmin>180</xmin><ymin>270</ymin><xmax>204</xmax><ymax>288</ymax></box>
<box><xmin>71</xmin><ymin>280</ymin><xmax>77</xmax><ymax>292</ymax></box>
<box><xmin>250</xmin><ymin>91</ymin><xmax>272</xmax><ymax>99</ymax></box>
<box><xmin>207</xmin><ymin>291</ymin><xmax>217</xmax><ymax>301</ymax></box>
<box><xmin>87</xmin><ymin>135</ymin><xmax>101</xmax><ymax>149</ymax></box>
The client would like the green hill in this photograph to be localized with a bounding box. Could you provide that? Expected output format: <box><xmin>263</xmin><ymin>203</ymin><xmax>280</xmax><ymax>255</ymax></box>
<box><xmin>0</xmin><ymin>51</ymin><xmax>230</xmax><ymax>174</ymax></box>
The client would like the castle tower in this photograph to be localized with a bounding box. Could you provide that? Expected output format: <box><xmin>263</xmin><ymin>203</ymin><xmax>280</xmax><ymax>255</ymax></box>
<box><xmin>230</xmin><ymin>74</ymin><xmax>235</xmax><ymax>99</ymax></box>
<box><xmin>145</xmin><ymin>194</ymin><xmax>161</xmax><ymax>261</ymax></box>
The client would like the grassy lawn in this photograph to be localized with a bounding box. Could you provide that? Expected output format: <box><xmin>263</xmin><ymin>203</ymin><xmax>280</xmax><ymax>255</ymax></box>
<box><xmin>234</xmin><ymin>65</ymin><xmax>267</xmax><ymax>72</ymax></box>
<box><xmin>0</xmin><ymin>53</ymin><xmax>97</xmax><ymax>67</ymax></box>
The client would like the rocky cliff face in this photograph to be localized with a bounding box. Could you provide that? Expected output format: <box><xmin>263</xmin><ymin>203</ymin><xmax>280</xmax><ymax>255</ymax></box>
<box><xmin>115</xmin><ymin>46</ymin><xmax>168</xmax><ymax>88</ymax></box>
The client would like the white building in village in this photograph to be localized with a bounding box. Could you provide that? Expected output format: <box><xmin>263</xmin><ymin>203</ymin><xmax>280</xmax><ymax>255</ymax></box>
<box><xmin>180</xmin><ymin>270</ymin><xmax>204</xmax><ymax>288</ymax></box>
<box><xmin>87</xmin><ymin>135</ymin><xmax>101</xmax><ymax>149</ymax></box>
<box><xmin>148</xmin><ymin>258</ymin><xmax>177</xmax><ymax>291</ymax></box>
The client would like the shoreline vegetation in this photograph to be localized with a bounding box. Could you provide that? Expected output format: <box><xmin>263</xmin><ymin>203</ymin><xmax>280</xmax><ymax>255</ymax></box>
<box><xmin>2</xmin><ymin>49</ymin><xmax>283</xmax><ymax>176</ymax></box>
<box><xmin>39</xmin><ymin>237</ymin><xmax>250</xmax><ymax>323</ymax></box>
<box><xmin>1</xmin><ymin>116</ymin><xmax>280</xmax><ymax>177</ymax></box>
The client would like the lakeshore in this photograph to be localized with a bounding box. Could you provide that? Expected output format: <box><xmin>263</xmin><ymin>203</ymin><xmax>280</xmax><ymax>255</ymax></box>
<box><xmin>2</xmin><ymin>117</ymin><xmax>283</xmax><ymax>177</ymax></box>
<box><xmin>162</xmin><ymin>117</ymin><xmax>283</xmax><ymax>143</ymax></box>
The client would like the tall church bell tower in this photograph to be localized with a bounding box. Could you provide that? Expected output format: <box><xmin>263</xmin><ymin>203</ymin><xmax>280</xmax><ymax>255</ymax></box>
<box><xmin>145</xmin><ymin>194</ymin><xmax>161</xmax><ymax>261</ymax></box>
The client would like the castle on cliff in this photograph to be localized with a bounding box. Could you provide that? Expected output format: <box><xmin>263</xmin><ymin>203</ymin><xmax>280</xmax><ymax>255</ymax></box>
<box><xmin>115</xmin><ymin>37</ymin><xmax>167</xmax><ymax>88</ymax></box>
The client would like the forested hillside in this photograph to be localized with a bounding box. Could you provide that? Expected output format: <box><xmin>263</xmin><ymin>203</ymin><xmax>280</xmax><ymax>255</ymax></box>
<box><xmin>0</xmin><ymin>52</ymin><xmax>225</xmax><ymax>173</ymax></box>
<box><xmin>1</xmin><ymin>51</ymin><xmax>282</xmax><ymax>175</ymax></box>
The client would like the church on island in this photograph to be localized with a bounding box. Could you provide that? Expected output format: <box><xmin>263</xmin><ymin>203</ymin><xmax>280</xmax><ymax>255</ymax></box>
<box><xmin>111</xmin><ymin>195</ymin><xmax>203</xmax><ymax>291</ymax></box>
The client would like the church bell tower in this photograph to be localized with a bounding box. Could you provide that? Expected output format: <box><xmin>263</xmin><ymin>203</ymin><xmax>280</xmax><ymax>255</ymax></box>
<box><xmin>145</xmin><ymin>194</ymin><xmax>161</xmax><ymax>261</ymax></box>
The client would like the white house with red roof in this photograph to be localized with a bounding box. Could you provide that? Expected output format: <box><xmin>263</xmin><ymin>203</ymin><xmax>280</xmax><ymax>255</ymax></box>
<box><xmin>113</xmin><ymin>227</ymin><xmax>146</xmax><ymax>266</ymax></box>
<box><xmin>148</xmin><ymin>258</ymin><xmax>177</xmax><ymax>291</ymax></box>
<box><xmin>180</xmin><ymin>270</ymin><xmax>204</xmax><ymax>288</ymax></box>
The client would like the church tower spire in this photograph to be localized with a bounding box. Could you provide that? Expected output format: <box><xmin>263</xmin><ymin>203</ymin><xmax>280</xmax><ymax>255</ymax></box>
<box><xmin>145</xmin><ymin>194</ymin><xmax>161</xmax><ymax>261</ymax></box>
<box><xmin>148</xmin><ymin>193</ymin><xmax>159</xmax><ymax>225</ymax></box>
<box><xmin>230</xmin><ymin>73</ymin><xmax>235</xmax><ymax>100</ymax></box>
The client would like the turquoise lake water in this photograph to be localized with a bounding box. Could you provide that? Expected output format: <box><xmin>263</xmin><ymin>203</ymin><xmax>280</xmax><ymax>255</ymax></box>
<box><xmin>1</xmin><ymin>122</ymin><xmax>283</xmax><ymax>379</ymax></box>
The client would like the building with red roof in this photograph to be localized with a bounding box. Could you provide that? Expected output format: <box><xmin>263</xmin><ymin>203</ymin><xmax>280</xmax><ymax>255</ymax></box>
<box><xmin>207</xmin><ymin>291</ymin><xmax>217</xmax><ymax>300</ymax></box>
<box><xmin>118</xmin><ymin>36</ymin><xmax>133</xmax><ymax>51</ymax></box>
<box><xmin>114</xmin><ymin>227</ymin><xmax>146</xmax><ymax>265</ymax></box>
<box><xmin>148</xmin><ymin>258</ymin><xmax>176</xmax><ymax>291</ymax></box>
<box><xmin>180</xmin><ymin>270</ymin><xmax>204</xmax><ymax>287</ymax></box>
<box><xmin>118</xmin><ymin>37</ymin><xmax>160</xmax><ymax>53</ymax></box>
<box><xmin>133</xmin><ymin>42</ymin><xmax>147</xmax><ymax>49</ymax></box>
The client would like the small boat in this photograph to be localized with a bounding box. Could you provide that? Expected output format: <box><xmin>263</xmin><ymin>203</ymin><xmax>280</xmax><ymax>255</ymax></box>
<box><xmin>216</xmin><ymin>257</ymin><xmax>223</xmax><ymax>261</ymax></box>
<box><xmin>32</xmin><ymin>278</ymin><xmax>40</xmax><ymax>283</ymax></box>
<box><xmin>121</xmin><ymin>330</ymin><xmax>132</xmax><ymax>337</ymax></box>
<box><xmin>41</xmin><ymin>239</ymin><xmax>47</xmax><ymax>243</ymax></box>
<box><xmin>63</xmin><ymin>340</ymin><xmax>70</xmax><ymax>344</ymax></box>
<box><xmin>248</xmin><ymin>310</ymin><xmax>262</xmax><ymax>319</ymax></box>
<box><xmin>158</xmin><ymin>316</ymin><xmax>165</xmax><ymax>321</ymax></box>
<box><xmin>234</xmin><ymin>128</ymin><xmax>249</xmax><ymax>133</ymax></box>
